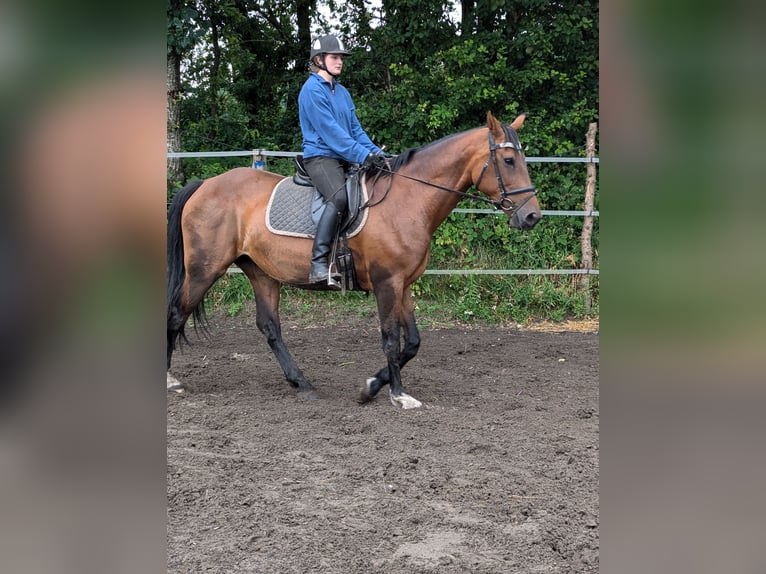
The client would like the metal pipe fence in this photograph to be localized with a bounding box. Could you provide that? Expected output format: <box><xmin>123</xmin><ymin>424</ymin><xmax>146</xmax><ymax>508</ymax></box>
<box><xmin>168</xmin><ymin>150</ymin><xmax>599</xmax><ymax>276</ymax></box>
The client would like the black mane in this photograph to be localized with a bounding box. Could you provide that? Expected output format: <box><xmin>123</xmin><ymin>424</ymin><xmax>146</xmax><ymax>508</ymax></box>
<box><xmin>382</xmin><ymin>123</ymin><xmax>519</xmax><ymax>176</ymax></box>
<box><xmin>386</xmin><ymin>130</ymin><xmax>471</xmax><ymax>173</ymax></box>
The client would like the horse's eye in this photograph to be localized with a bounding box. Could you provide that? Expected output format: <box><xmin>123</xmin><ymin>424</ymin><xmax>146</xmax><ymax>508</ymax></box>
<box><xmin>504</xmin><ymin>157</ymin><xmax>515</xmax><ymax>167</ymax></box>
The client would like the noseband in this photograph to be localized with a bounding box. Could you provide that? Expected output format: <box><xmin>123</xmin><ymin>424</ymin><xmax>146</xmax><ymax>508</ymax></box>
<box><xmin>475</xmin><ymin>125</ymin><xmax>537</xmax><ymax>214</ymax></box>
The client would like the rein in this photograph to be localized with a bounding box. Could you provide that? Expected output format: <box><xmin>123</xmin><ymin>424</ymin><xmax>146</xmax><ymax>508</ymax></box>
<box><xmin>365</xmin><ymin>127</ymin><xmax>537</xmax><ymax>214</ymax></box>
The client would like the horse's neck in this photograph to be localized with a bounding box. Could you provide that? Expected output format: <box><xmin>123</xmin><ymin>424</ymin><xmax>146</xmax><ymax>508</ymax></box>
<box><xmin>402</xmin><ymin>129</ymin><xmax>485</xmax><ymax>225</ymax></box>
<box><xmin>418</xmin><ymin>127</ymin><xmax>483</xmax><ymax>190</ymax></box>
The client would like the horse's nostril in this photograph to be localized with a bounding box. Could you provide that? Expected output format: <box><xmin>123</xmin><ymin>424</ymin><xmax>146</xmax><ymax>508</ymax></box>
<box><xmin>525</xmin><ymin>211</ymin><xmax>541</xmax><ymax>226</ymax></box>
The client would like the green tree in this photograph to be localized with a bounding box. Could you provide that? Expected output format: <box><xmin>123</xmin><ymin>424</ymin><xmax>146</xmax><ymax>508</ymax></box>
<box><xmin>167</xmin><ymin>0</ymin><xmax>204</xmax><ymax>188</ymax></box>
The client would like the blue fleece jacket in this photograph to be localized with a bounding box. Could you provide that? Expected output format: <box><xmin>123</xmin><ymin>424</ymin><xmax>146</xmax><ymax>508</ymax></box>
<box><xmin>298</xmin><ymin>73</ymin><xmax>381</xmax><ymax>164</ymax></box>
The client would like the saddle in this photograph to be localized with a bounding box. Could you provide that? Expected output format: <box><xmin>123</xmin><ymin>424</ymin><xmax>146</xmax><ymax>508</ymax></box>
<box><xmin>265</xmin><ymin>157</ymin><xmax>369</xmax><ymax>292</ymax></box>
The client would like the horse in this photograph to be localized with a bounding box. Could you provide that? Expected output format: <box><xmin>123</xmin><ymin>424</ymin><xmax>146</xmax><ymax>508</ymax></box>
<box><xmin>167</xmin><ymin>111</ymin><xmax>541</xmax><ymax>408</ymax></box>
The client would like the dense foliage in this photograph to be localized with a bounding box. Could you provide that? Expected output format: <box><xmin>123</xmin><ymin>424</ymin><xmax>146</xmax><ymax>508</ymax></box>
<box><xmin>167</xmin><ymin>0</ymin><xmax>599</xmax><ymax>322</ymax></box>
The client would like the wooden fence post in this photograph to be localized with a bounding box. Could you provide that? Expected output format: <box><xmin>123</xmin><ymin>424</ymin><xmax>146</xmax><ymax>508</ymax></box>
<box><xmin>580</xmin><ymin>122</ymin><xmax>598</xmax><ymax>313</ymax></box>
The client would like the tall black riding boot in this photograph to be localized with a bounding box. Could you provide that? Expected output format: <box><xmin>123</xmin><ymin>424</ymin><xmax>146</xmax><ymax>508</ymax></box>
<box><xmin>308</xmin><ymin>207</ymin><xmax>341</xmax><ymax>286</ymax></box>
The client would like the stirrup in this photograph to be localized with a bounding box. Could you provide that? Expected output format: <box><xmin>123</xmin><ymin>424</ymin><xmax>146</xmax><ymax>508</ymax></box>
<box><xmin>327</xmin><ymin>261</ymin><xmax>342</xmax><ymax>290</ymax></box>
<box><xmin>308</xmin><ymin>266</ymin><xmax>341</xmax><ymax>290</ymax></box>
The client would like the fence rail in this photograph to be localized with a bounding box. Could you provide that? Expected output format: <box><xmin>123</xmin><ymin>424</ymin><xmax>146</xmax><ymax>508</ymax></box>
<box><xmin>168</xmin><ymin>150</ymin><xmax>599</xmax><ymax>164</ymax></box>
<box><xmin>168</xmin><ymin>149</ymin><xmax>599</xmax><ymax>277</ymax></box>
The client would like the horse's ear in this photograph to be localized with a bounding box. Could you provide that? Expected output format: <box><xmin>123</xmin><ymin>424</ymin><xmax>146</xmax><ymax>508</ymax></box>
<box><xmin>486</xmin><ymin>111</ymin><xmax>503</xmax><ymax>138</ymax></box>
<box><xmin>510</xmin><ymin>113</ymin><xmax>528</xmax><ymax>131</ymax></box>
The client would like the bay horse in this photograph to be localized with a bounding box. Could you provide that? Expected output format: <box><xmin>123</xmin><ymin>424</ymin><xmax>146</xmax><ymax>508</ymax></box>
<box><xmin>167</xmin><ymin>111</ymin><xmax>541</xmax><ymax>408</ymax></box>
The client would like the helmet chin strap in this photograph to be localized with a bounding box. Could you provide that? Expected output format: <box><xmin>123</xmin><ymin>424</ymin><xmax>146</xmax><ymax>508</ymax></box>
<box><xmin>315</xmin><ymin>55</ymin><xmax>340</xmax><ymax>78</ymax></box>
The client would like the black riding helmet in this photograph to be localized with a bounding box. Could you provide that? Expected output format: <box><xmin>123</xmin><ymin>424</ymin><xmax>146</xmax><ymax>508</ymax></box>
<box><xmin>310</xmin><ymin>35</ymin><xmax>350</xmax><ymax>77</ymax></box>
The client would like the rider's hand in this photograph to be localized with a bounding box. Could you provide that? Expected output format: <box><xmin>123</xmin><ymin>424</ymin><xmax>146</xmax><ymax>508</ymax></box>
<box><xmin>363</xmin><ymin>153</ymin><xmax>388</xmax><ymax>171</ymax></box>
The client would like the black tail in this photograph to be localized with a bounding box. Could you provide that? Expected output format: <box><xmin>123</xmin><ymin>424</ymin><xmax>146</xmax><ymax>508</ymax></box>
<box><xmin>167</xmin><ymin>179</ymin><xmax>206</xmax><ymax>347</ymax></box>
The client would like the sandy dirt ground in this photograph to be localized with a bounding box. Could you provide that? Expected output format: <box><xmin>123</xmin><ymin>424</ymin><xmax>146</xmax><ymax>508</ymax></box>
<box><xmin>167</xmin><ymin>307</ymin><xmax>598</xmax><ymax>573</ymax></box>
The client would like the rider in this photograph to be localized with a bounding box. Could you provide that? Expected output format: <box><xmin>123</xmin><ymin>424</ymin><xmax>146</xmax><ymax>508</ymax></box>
<box><xmin>298</xmin><ymin>34</ymin><xmax>388</xmax><ymax>286</ymax></box>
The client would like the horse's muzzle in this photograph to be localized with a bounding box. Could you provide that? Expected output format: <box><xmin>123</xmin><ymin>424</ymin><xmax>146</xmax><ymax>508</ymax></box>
<box><xmin>511</xmin><ymin>208</ymin><xmax>542</xmax><ymax>230</ymax></box>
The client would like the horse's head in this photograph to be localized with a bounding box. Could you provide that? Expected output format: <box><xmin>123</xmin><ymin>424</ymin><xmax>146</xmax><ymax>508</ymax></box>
<box><xmin>473</xmin><ymin>112</ymin><xmax>541</xmax><ymax>230</ymax></box>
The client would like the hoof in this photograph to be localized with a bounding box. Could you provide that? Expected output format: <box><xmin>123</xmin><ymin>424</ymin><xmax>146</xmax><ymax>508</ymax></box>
<box><xmin>167</xmin><ymin>373</ymin><xmax>184</xmax><ymax>393</ymax></box>
<box><xmin>357</xmin><ymin>377</ymin><xmax>377</xmax><ymax>404</ymax></box>
<box><xmin>298</xmin><ymin>389</ymin><xmax>320</xmax><ymax>401</ymax></box>
<box><xmin>389</xmin><ymin>391</ymin><xmax>423</xmax><ymax>410</ymax></box>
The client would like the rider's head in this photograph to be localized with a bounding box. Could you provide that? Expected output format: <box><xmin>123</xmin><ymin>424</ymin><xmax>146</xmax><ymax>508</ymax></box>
<box><xmin>309</xmin><ymin>35</ymin><xmax>350</xmax><ymax>78</ymax></box>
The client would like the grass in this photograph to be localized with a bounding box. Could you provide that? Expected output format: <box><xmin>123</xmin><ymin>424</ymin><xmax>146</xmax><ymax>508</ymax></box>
<box><xmin>204</xmin><ymin>270</ymin><xmax>598</xmax><ymax>328</ymax></box>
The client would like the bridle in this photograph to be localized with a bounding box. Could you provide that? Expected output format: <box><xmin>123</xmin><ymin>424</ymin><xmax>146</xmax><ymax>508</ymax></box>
<box><xmin>474</xmin><ymin>124</ymin><xmax>537</xmax><ymax>214</ymax></box>
<box><xmin>366</xmin><ymin>125</ymin><xmax>537</xmax><ymax>216</ymax></box>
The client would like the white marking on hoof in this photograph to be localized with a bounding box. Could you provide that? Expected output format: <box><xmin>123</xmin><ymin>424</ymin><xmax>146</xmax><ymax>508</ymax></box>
<box><xmin>298</xmin><ymin>389</ymin><xmax>320</xmax><ymax>401</ymax></box>
<box><xmin>390</xmin><ymin>391</ymin><xmax>423</xmax><ymax>410</ymax></box>
<box><xmin>167</xmin><ymin>373</ymin><xmax>184</xmax><ymax>393</ymax></box>
<box><xmin>358</xmin><ymin>377</ymin><xmax>378</xmax><ymax>404</ymax></box>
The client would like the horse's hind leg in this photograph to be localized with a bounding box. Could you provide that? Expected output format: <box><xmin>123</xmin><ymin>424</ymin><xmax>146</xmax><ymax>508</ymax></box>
<box><xmin>167</xmin><ymin>269</ymin><xmax>224</xmax><ymax>392</ymax></box>
<box><xmin>360</xmin><ymin>284</ymin><xmax>422</xmax><ymax>408</ymax></box>
<box><xmin>167</xmin><ymin>306</ymin><xmax>187</xmax><ymax>392</ymax></box>
<box><xmin>238</xmin><ymin>258</ymin><xmax>318</xmax><ymax>398</ymax></box>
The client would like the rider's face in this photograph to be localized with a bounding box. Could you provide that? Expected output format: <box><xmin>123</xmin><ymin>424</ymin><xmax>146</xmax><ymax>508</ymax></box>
<box><xmin>324</xmin><ymin>54</ymin><xmax>344</xmax><ymax>76</ymax></box>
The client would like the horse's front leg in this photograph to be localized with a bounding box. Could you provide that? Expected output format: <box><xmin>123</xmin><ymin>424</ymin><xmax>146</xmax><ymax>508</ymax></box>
<box><xmin>240</xmin><ymin>260</ymin><xmax>318</xmax><ymax>399</ymax></box>
<box><xmin>360</xmin><ymin>284</ymin><xmax>422</xmax><ymax>408</ymax></box>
